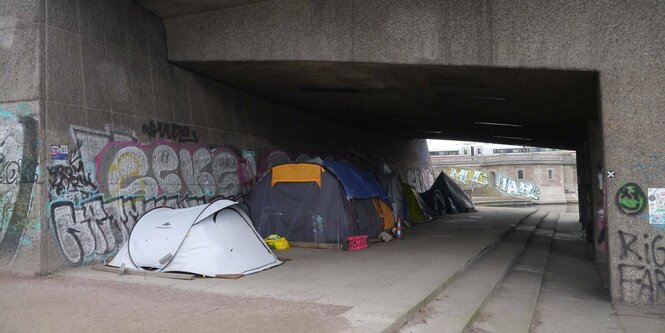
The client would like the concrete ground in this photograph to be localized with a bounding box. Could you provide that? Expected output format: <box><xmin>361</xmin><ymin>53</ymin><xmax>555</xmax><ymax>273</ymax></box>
<box><xmin>399</xmin><ymin>205</ymin><xmax>665</xmax><ymax>333</ymax></box>
<box><xmin>531</xmin><ymin>213</ymin><xmax>665</xmax><ymax>333</ymax></box>
<box><xmin>0</xmin><ymin>207</ymin><xmax>533</xmax><ymax>333</ymax></box>
<box><xmin>0</xmin><ymin>270</ymin><xmax>350</xmax><ymax>333</ymax></box>
<box><xmin>5</xmin><ymin>206</ymin><xmax>660</xmax><ymax>333</ymax></box>
<box><xmin>401</xmin><ymin>210</ymin><xmax>551</xmax><ymax>333</ymax></box>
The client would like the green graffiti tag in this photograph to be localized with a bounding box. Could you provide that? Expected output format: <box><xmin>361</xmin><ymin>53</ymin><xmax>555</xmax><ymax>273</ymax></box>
<box><xmin>616</xmin><ymin>183</ymin><xmax>646</xmax><ymax>215</ymax></box>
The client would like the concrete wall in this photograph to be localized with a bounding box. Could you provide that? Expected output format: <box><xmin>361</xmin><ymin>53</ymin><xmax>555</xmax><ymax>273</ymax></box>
<box><xmin>563</xmin><ymin>164</ymin><xmax>578</xmax><ymax>202</ymax></box>
<box><xmin>0</xmin><ymin>0</ymin><xmax>431</xmax><ymax>273</ymax></box>
<box><xmin>165</xmin><ymin>0</ymin><xmax>665</xmax><ymax>304</ymax></box>
<box><xmin>0</xmin><ymin>0</ymin><xmax>45</xmax><ymax>273</ymax></box>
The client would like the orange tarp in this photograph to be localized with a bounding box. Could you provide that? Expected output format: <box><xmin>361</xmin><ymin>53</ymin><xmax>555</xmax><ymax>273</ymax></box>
<box><xmin>271</xmin><ymin>164</ymin><xmax>324</xmax><ymax>187</ymax></box>
<box><xmin>373</xmin><ymin>198</ymin><xmax>395</xmax><ymax>231</ymax></box>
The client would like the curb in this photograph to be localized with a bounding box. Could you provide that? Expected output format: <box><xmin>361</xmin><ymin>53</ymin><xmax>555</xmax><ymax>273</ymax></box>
<box><xmin>384</xmin><ymin>208</ymin><xmax>540</xmax><ymax>333</ymax></box>
<box><xmin>527</xmin><ymin>213</ymin><xmax>558</xmax><ymax>332</ymax></box>
<box><xmin>464</xmin><ymin>212</ymin><xmax>551</xmax><ymax>332</ymax></box>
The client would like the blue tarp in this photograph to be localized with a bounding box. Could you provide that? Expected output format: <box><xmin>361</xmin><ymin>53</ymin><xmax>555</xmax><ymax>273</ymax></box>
<box><xmin>322</xmin><ymin>161</ymin><xmax>389</xmax><ymax>202</ymax></box>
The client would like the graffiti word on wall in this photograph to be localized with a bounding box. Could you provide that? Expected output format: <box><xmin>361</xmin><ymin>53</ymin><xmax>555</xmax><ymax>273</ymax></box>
<box><xmin>0</xmin><ymin>104</ymin><xmax>38</xmax><ymax>263</ymax></box>
<box><xmin>51</xmin><ymin>194</ymin><xmax>207</xmax><ymax>265</ymax></box>
<box><xmin>495</xmin><ymin>172</ymin><xmax>540</xmax><ymax>200</ymax></box>
<box><xmin>95</xmin><ymin>141</ymin><xmax>246</xmax><ymax>199</ymax></box>
<box><xmin>617</xmin><ymin>230</ymin><xmax>665</xmax><ymax>304</ymax></box>
<box><xmin>142</xmin><ymin>120</ymin><xmax>198</xmax><ymax>143</ymax></box>
<box><xmin>48</xmin><ymin>125</ymin><xmax>264</xmax><ymax>265</ymax></box>
<box><xmin>449</xmin><ymin>168</ymin><xmax>488</xmax><ymax>185</ymax></box>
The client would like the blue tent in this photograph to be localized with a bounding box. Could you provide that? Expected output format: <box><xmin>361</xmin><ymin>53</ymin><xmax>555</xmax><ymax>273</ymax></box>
<box><xmin>322</xmin><ymin>161</ymin><xmax>390</xmax><ymax>202</ymax></box>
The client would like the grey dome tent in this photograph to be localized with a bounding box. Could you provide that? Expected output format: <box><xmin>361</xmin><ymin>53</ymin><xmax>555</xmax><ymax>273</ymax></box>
<box><xmin>247</xmin><ymin>162</ymin><xmax>393</xmax><ymax>245</ymax></box>
<box><xmin>109</xmin><ymin>200</ymin><xmax>282</xmax><ymax>276</ymax></box>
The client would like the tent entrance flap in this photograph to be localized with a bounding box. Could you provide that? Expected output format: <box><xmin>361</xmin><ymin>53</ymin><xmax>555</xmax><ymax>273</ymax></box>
<box><xmin>372</xmin><ymin>198</ymin><xmax>395</xmax><ymax>231</ymax></box>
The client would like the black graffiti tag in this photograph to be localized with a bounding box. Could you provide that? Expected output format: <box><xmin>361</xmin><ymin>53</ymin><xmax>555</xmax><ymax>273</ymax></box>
<box><xmin>142</xmin><ymin>120</ymin><xmax>198</xmax><ymax>143</ymax></box>
<box><xmin>617</xmin><ymin>230</ymin><xmax>665</xmax><ymax>304</ymax></box>
<box><xmin>0</xmin><ymin>154</ymin><xmax>21</xmax><ymax>185</ymax></box>
<box><xmin>47</xmin><ymin>143</ymin><xmax>97</xmax><ymax>196</ymax></box>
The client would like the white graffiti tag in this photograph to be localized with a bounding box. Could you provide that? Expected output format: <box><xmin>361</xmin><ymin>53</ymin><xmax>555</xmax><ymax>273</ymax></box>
<box><xmin>96</xmin><ymin>142</ymin><xmax>243</xmax><ymax>198</ymax></box>
<box><xmin>495</xmin><ymin>172</ymin><xmax>540</xmax><ymax>200</ymax></box>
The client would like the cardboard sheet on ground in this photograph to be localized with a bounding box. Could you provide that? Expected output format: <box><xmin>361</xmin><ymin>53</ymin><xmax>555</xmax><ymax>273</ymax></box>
<box><xmin>109</xmin><ymin>200</ymin><xmax>282</xmax><ymax>276</ymax></box>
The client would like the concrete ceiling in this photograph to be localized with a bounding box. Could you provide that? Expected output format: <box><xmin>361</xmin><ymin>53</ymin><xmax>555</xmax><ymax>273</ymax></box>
<box><xmin>136</xmin><ymin>0</ymin><xmax>270</xmax><ymax>19</ymax></box>
<box><xmin>174</xmin><ymin>61</ymin><xmax>598</xmax><ymax>149</ymax></box>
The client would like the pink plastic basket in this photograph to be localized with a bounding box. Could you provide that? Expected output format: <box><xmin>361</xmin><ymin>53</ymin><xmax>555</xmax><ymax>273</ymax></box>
<box><xmin>346</xmin><ymin>235</ymin><xmax>368</xmax><ymax>251</ymax></box>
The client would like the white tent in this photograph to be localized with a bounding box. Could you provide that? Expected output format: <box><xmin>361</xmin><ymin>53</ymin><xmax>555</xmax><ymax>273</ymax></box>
<box><xmin>109</xmin><ymin>200</ymin><xmax>282</xmax><ymax>276</ymax></box>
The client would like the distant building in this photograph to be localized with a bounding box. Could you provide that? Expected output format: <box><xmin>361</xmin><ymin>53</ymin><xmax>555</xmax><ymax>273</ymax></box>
<box><xmin>429</xmin><ymin>141</ymin><xmax>577</xmax><ymax>204</ymax></box>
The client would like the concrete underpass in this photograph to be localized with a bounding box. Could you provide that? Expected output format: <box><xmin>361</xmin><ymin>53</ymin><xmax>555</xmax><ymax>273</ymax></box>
<box><xmin>1</xmin><ymin>0</ymin><xmax>665</xmax><ymax>332</ymax></box>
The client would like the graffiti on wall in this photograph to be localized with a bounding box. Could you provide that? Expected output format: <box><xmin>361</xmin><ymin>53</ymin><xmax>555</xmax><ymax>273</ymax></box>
<box><xmin>48</xmin><ymin>123</ymin><xmax>432</xmax><ymax>265</ymax></box>
<box><xmin>617</xmin><ymin>230</ymin><xmax>665</xmax><ymax>304</ymax></box>
<box><xmin>51</xmin><ymin>194</ymin><xmax>207</xmax><ymax>265</ymax></box>
<box><xmin>0</xmin><ymin>104</ymin><xmax>39</xmax><ymax>264</ymax></box>
<box><xmin>494</xmin><ymin>172</ymin><xmax>540</xmax><ymax>200</ymax></box>
<box><xmin>47</xmin><ymin>125</ymin><xmax>263</xmax><ymax>265</ymax></box>
<box><xmin>407</xmin><ymin>168</ymin><xmax>434</xmax><ymax>193</ymax></box>
<box><xmin>47</xmin><ymin>142</ymin><xmax>97</xmax><ymax>198</ymax></box>
<box><xmin>449</xmin><ymin>168</ymin><xmax>488</xmax><ymax>186</ymax></box>
<box><xmin>141</xmin><ymin>120</ymin><xmax>198</xmax><ymax>143</ymax></box>
<box><xmin>95</xmin><ymin>141</ymin><xmax>247</xmax><ymax>198</ymax></box>
<box><xmin>447</xmin><ymin>168</ymin><xmax>540</xmax><ymax>200</ymax></box>
<box><xmin>0</xmin><ymin>150</ymin><xmax>23</xmax><ymax>185</ymax></box>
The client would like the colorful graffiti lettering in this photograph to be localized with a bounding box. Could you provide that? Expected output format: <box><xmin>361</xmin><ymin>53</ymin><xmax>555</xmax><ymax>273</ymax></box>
<box><xmin>616</xmin><ymin>183</ymin><xmax>646</xmax><ymax>215</ymax></box>
<box><xmin>495</xmin><ymin>172</ymin><xmax>540</xmax><ymax>200</ymax></box>
<box><xmin>449</xmin><ymin>168</ymin><xmax>488</xmax><ymax>185</ymax></box>
<box><xmin>47</xmin><ymin>124</ymin><xmax>266</xmax><ymax>265</ymax></box>
<box><xmin>448</xmin><ymin>168</ymin><xmax>540</xmax><ymax>200</ymax></box>
<box><xmin>48</xmin><ymin>123</ymin><xmax>426</xmax><ymax>266</ymax></box>
<box><xmin>95</xmin><ymin>141</ymin><xmax>246</xmax><ymax>198</ymax></box>
<box><xmin>0</xmin><ymin>104</ymin><xmax>39</xmax><ymax>265</ymax></box>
